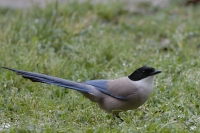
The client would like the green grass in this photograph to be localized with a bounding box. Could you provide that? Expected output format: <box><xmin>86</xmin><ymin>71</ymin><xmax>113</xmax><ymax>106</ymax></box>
<box><xmin>0</xmin><ymin>1</ymin><xmax>200</xmax><ymax>132</ymax></box>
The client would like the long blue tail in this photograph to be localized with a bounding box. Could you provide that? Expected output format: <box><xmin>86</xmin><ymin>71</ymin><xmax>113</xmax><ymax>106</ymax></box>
<box><xmin>2</xmin><ymin>67</ymin><xmax>91</xmax><ymax>93</ymax></box>
<box><xmin>2</xmin><ymin>67</ymin><xmax>128</xmax><ymax>100</ymax></box>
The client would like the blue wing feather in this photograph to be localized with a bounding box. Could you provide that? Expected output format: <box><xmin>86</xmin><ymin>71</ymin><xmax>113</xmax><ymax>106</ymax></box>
<box><xmin>84</xmin><ymin>80</ymin><xmax>108</xmax><ymax>92</ymax></box>
<box><xmin>84</xmin><ymin>80</ymin><xmax>127</xmax><ymax>100</ymax></box>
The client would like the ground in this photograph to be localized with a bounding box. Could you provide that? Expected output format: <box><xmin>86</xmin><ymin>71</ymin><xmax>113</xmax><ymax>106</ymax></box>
<box><xmin>0</xmin><ymin>0</ymin><xmax>200</xmax><ymax>132</ymax></box>
<box><xmin>0</xmin><ymin>0</ymin><xmax>170</xmax><ymax>8</ymax></box>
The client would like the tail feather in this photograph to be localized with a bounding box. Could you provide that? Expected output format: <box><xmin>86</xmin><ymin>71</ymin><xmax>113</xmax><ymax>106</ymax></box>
<box><xmin>1</xmin><ymin>67</ymin><xmax>90</xmax><ymax>93</ymax></box>
<box><xmin>2</xmin><ymin>67</ymin><xmax>128</xmax><ymax>100</ymax></box>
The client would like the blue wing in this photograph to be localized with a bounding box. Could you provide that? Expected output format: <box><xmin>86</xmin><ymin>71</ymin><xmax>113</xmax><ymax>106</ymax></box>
<box><xmin>84</xmin><ymin>80</ymin><xmax>108</xmax><ymax>93</ymax></box>
<box><xmin>84</xmin><ymin>80</ymin><xmax>127</xmax><ymax>100</ymax></box>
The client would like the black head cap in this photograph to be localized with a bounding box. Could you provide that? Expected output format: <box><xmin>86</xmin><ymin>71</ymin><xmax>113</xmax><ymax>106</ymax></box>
<box><xmin>128</xmin><ymin>66</ymin><xmax>161</xmax><ymax>81</ymax></box>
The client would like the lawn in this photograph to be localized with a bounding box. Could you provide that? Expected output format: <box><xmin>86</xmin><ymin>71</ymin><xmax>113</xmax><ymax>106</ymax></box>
<box><xmin>0</xmin><ymin>1</ymin><xmax>200</xmax><ymax>132</ymax></box>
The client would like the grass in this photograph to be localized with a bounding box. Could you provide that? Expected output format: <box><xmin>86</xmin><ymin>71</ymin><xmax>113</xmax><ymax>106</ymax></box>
<box><xmin>0</xmin><ymin>0</ymin><xmax>200</xmax><ymax>132</ymax></box>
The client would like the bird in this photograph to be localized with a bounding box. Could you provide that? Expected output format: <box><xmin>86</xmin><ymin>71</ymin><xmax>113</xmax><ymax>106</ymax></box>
<box><xmin>2</xmin><ymin>66</ymin><xmax>161</xmax><ymax>120</ymax></box>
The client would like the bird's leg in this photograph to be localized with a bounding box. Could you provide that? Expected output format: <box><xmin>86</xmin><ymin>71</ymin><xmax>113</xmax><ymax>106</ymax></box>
<box><xmin>116</xmin><ymin>115</ymin><xmax>124</xmax><ymax>122</ymax></box>
<box><xmin>112</xmin><ymin>111</ymin><xmax>124</xmax><ymax>122</ymax></box>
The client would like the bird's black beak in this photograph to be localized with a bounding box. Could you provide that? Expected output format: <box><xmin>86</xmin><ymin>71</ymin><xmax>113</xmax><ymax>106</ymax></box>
<box><xmin>149</xmin><ymin>70</ymin><xmax>162</xmax><ymax>76</ymax></box>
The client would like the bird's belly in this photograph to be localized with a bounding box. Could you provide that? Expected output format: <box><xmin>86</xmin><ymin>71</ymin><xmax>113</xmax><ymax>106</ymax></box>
<box><xmin>98</xmin><ymin>98</ymin><xmax>143</xmax><ymax>113</ymax></box>
<box><xmin>98</xmin><ymin>92</ymin><xmax>152</xmax><ymax>113</ymax></box>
